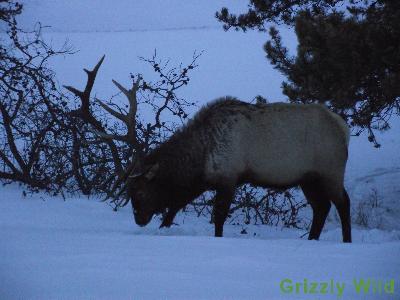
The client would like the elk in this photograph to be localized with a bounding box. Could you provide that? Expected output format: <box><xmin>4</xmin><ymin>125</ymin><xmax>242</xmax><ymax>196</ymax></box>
<box><xmin>130</xmin><ymin>98</ymin><xmax>352</xmax><ymax>242</ymax></box>
<box><xmin>66</xmin><ymin>57</ymin><xmax>351</xmax><ymax>243</ymax></box>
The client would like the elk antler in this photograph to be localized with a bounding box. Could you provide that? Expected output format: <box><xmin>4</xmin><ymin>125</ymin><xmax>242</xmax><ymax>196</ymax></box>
<box><xmin>63</xmin><ymin>57</ymin><xmax>147</xmax><ymax>207</ymax></box>
<box><xmin>64</xmin><ymin>55</ymin><xmax>123</xmax><ymax>177</ymax></box>
<box><xmin>98</xmin><ymin>77</ymin><xmax>144</xmax><ymax>206</ymax></box>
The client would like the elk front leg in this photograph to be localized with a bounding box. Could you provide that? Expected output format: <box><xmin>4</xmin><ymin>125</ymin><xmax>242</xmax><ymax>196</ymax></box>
<box><xmin>160</xmin><ymin>207</ymin><xmax>179</xmax><ymax>228</ymax></box>
<box><xmin>213</xmin><ymin>186</ymin><xmax>235</xmax><ymax>237</ymax></box>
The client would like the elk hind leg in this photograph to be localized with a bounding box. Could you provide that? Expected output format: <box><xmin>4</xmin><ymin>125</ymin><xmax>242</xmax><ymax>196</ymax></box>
<box><xmin>301</xmin><ymin>178</ymin><xmax>331</xmax><ymax>240</ymax></box>
<box><xmin>332</xmin><ymin>188</ymin><xmax>352</xmax><ymax>243</ymax></box>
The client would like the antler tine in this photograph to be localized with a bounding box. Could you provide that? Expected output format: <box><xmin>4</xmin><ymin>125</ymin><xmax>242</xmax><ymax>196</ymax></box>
<box><xmin>111</xmin><ymin>78</ymin><xmax>139</xmax><ymax>142</ymax></box>
<box><xmin>64</xmin><ymin>55</ymin><xmax>106</xmax><ymax>113</ymax></box>
<box><xmin>87</xmin><ymin>55</ymin><xmax>105</xmax><ymax>75</ymax></box>
<box><xmin>112</xmin><ymin>76</ymin><xmax>140</xmax><ymax>108</ymax></box>
<box><xmin>64</xmin><ymin>85</ymin><xmax>84</xmax><ymax>98</ymax></box>
<box><xmin>82</xmin><ymin>55</ymin><xmax>105</xmax><ymax>96</ymax></box>
<box><xmin>133</xmin><ymin>75</ymin><xmax>141</xmax><ymax>90</ymax></box>
<box><xmin>94</xmin><ymin>97</ymin><xmax>128</xmax><ymax>123</ymax></box>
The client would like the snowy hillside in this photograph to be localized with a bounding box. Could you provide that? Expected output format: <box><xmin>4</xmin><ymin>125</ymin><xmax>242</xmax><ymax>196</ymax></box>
<box><xmin>1</xmin><ymin>1</ymin><xmax>399</xmax><ymax>299</ymax></box>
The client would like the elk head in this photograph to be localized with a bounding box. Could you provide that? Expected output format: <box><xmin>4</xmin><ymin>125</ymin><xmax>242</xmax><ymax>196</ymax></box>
<box><xmin>127</xmin><ymin>163</ymin><xmax>165</xmax><ymax>226</ymax></box>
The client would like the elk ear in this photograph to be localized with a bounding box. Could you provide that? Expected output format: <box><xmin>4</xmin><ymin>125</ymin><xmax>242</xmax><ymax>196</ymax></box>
<box><xmin>144</xmin><ymin>163</ymin><xmax>159</xmax><ymax>180</ymax></box>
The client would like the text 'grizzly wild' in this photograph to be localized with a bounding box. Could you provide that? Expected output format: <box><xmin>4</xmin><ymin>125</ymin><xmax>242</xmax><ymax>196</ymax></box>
<box><xmin>129</xmin><ymin>97</ymin><xmax>351</xmax><ymax>242</ymax></box>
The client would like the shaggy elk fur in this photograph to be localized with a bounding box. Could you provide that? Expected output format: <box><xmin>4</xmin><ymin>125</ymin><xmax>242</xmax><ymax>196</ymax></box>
<box><xmin>129</xmin><ymin>97</ymin><xmax>352</xmax><ymax>242</ymax></box>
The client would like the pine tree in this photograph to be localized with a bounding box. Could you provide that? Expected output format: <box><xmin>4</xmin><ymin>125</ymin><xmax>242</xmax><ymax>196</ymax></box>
<box><xmin>217</xmin><ymin>0</ymin><xmax>400</xmax><ymax>146</ymax></box>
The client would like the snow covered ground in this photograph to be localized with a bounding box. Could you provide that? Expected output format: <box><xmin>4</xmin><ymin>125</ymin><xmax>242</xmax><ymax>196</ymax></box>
<box><xmin>1</xmin><ymin>184</ymin><xmax>399</xmax><ymax>299</ymax></box>
<box><xmin>1</xmin><ymin>1</ymin><xmax>399</xmax><ymax>299</ymax></box>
